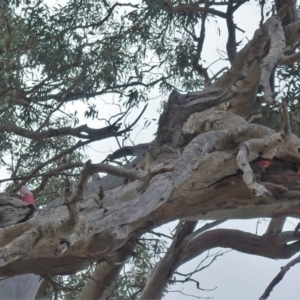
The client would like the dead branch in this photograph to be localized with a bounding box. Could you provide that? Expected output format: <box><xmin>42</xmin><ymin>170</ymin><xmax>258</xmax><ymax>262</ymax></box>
<box><xmin>0</xmin><ymin>123</ymin><xmax>120</xmax><ymax>141</ymax></box>
<box><xmin>259</xmin><ymin>252</ymin><xmax>300</xmax><ymax>300</ymax></box>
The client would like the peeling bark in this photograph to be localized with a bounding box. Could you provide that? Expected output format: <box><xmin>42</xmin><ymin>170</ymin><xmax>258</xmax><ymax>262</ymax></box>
<box><xmin>1</xmin><ymin>2</ymin><xmax>300</xmax><ymax>299</ymax></box>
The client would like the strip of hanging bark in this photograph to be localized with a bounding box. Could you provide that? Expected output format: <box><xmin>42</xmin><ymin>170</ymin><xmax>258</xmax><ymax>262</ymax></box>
<box><xmin>237</xmin><ymin>103</ymin><xmax>300</xmax><ymax>196</ymax></box>
<box><xmin>236</xmin><ymin>131</ymin><xmax>295</xmax><ymax>196</ymax></box>
<box><xmin>259</xmin><ymin>16</ymin><xmax>285</xmax><ymax>103</ymax></box>
<box><xmin>196</xmin><ymin>0</ymin><xmax>209</xmax><ymax>61</ymax></box>
<box><xmin>237</xmin><ymin>143</ymin><xmax>272</xmax><ymax>196</ymax></box>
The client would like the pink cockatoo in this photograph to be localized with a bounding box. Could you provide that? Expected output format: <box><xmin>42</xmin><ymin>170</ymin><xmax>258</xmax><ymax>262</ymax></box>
<box><xmin>20</xmin><ymin>185</ymin><xmax>37</xmax><ymax>209</ymax></box>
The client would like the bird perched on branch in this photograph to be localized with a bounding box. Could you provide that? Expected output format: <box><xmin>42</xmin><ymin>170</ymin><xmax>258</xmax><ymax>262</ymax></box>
<box><xmin>20</xmin><ymin>185</ymin><xmax>37</xmax><ymax>210</ymax></box>
<box><xmin>251</xmin><ymin>158</ymin><xmax>273</xmax><ymax>174</ymax></box>
<box><xmin>257</xmin><ymin>159</ymin><xmax>273</xmax><ymax>172</ymax></box>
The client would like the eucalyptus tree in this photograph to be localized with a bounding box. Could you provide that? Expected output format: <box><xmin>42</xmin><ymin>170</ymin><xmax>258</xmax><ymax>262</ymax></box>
<box><xmin>0</xmin><ymin>0</ymin><xmax>300</xmax><ymax>299</ymax></box>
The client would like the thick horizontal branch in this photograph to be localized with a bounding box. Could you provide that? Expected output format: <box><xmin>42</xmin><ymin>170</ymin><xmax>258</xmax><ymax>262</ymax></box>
<box><xmin>141</xmin><ymin>220</ymin><xmax>300</xmax><ymax>299</ymax></box>
<box><xmin>184</xmin><ymin>228</ymin><xmax>300</xmax><ymax>263</ymax></box>
<box><xmin>0</xmin><ymin>123</ymin><xmax>120</xmax><ymax>140</ymax></box>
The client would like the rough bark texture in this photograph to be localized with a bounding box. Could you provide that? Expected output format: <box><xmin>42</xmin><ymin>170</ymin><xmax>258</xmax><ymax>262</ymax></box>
<box><xmin>1</xmin><ymin>1</ymin><xmax>300</xmax><ymax>299</ymax></box>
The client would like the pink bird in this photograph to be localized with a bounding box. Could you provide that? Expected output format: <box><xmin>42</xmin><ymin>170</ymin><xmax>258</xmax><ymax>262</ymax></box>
<box><xmin>20</xmin><ymin>185</ymin><xmax>37</xmax><ymax>209</ymax></box>
<box><xmin>257</xmin><ymin>159</ymin><xmax>273</xmax><ymax>172</ymax></box>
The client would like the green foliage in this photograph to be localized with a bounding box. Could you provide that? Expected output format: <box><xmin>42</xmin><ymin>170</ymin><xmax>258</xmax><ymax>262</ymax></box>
<box><xmin>0</xmin><ymin>0</ymin><xmax>209</xmax><ymax>197</ymax></box>
<box><xmin>0</xmin><ymin>0</ymin><xmax>210</xmax><ymax>201</ymax></box>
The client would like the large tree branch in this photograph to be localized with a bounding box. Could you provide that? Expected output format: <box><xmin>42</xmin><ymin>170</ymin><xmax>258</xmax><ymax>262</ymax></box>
<box><xmin>0</xmin><ymin>123</ymin><xmax>120</xmax><ymax>141</ymax></box>
<box><xmin>183</xmin><ymin>229</ymin><xmax>300</xmax><ymax>264</ymax></box>
<box><xmin>140</xmin><ymin>221</ymin><xmax>198</xmax><ymax>299</ymax></box>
